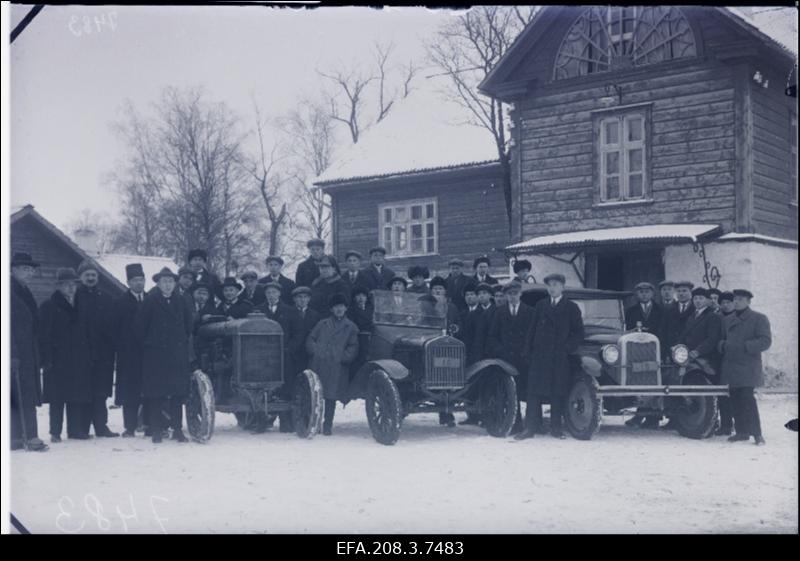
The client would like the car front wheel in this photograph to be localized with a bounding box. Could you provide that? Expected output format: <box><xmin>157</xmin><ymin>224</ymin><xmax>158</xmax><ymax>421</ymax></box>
<box><xmin>673</xmin><ymin>372</ymin><xmax>718</xmax><ymax>440</ymax></box>
<box><xmin>365</xmin><ymin>369</ymin><xmax>403</xmax><ymax>446</ymax></box>
<box><xmin>564</xmin><ymin>374</ymin><xmax>602</xmax><ymax>440</ymax></box>
<box><xmin>479</xmin><ymin>371</ymin><xmax>518</xmax><ymax>437</ymax></box>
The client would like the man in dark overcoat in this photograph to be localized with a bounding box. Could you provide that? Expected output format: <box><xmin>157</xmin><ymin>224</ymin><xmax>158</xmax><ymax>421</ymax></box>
<box><xmin>133</xmin><ymin>267</ymin><xmax>193</xmax><ymax>443</ymax></box>
<box><xmin>458</xmin><ymin>283</ymin><xmax>483</xmax><ymax>365</ymax></box>
<box><xmin>188</xmin><ymin>249</ymin><xmax>221</xmax><ymax>297</ymax></box>
<box><xmin>215</xmin><ymin>277</ymin><xmax>254</xmax><ymax>319</ymax></box>
<box><xmin>75</xmin><ymin>259</ymin><xmax>119</xmax><ymax>437</ymax></box>
<box><xmin>445</xmin><ymin>258</ymin><xmax>472</xmax><ymax>311</ymax></box>
<box><xmin>347</xmin><ymin>285</ymin><xmax>374</xmax><ymax>382</ymax></box>
<box><xmin>295</xmin><ymin>239</ymin><xmax>340</xmax><ymax>288</ymax></box>
<box><xmin>719</xmin><ymin>289</ymin><xmax>771</xmax><ymax>446</ymax></box>
<box><xmin>341</xmin><ymin>250</ymin><xmax>370</xmax><ymax>298</ymax></box>
<box><xmin>112</xmin><ymin>264</ymin><xmax>147</xmax><ymax>437</ymax></box>
<box><xmin>516</xmin><ymin>273</ymin><xmax>584</xmax><ymax>440</ymax></box>
<box><xmin>10</xmin><ymin>253</ymin><xmax>47</xmax><ymax>451</ymax></box>
<box><xmin>488</xmin><ymin>281</ymin><xmax>534</xmax><ymax>433</ymax></box>
<box><xmin>361</xmin><ymin>246</ymin><xmax>395</xmax><ymax>291</ymax></box>
<box><xmin>293</xmin><ymin>286</ymin><xmax>322</xmax><ymax>373</ymax></box>
<box><xmin>679</xmin><ymin>288</ymin><xmax>723</xmax><ymax>373</ymax></box>
<box><xmin>310</xmin><ymin>256</ymin><xmax>350</xmax><ymax>314</ymax></box>
<box><xmin>472</xmin><ymin>256</ymin><xmax>499</xmax><ymax>286</ymax></box>
<box><xmin>660</xmin><ymin>280</ymin><xmax>695</xmax><ymax>359</ymax></box>
<box><xmin>39</xmin><ymin>268</ymin><xmax>93</xmax><ymax>441</ymax></box>
<box><xmin>240</xmin><ymin>271</ymin><xmax>266</xmax><ymax>307</ymax></box>
<box><xmin>259</xmin><ymin>256</ymin><xmax>296</xmax><ymax>305</ymax></box>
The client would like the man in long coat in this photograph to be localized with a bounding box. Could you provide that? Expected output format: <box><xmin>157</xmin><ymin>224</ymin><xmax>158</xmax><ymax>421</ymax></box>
<box><xmin>39</xmin><ymin>268</ymin><xmax>93</xmax><ymax>441</ymax></box>
<box><xmin>361</xmin><ymin>246</ymin><xmax>395</xmax><ymax>291</ymax></box>
<box><xmin>75</xmin><ymin>260</ymin><xmax>118</xmax><ymax>437</ymax></box>
<box><xmin>660</xmin><ymin>280</ymin><xmax>694</xmax><ymax>358</ymax></box>
<box><xmin>679</xmin><ymin>288</ymin><xmax>723</xmax><ymax>374</ymax></box>
<box><xmin>516</xmin><ymin>273</ymin><xmax>584</xmax><ymax>440</ymax></box>
<box><xmin>719</xmin><ymin>289</ymin><xmax>771</xmax><ymax>446</ymax></box>
<box><xmin>310</xmin><ymin>256</ymin><xmax>350</xmax><ymax>314</ymax></box>
<box><xmin>292</xmin><ymin>287</ymin><xmax>322</xmax><ymax>372</ymax></box>
<box><xmin>134</xmin><ymin>267</ymin><xmax>193</xmax><ymax>443</ymax></box>
<box><xmin>10</xmin><ymin>253</ymin><xmax>47</xmax><ymax>451</ymax></box>
<box><xmin>306</xmin><ymin>293</ymin><xmax>359</xmax><ymax>435</ymax></box>
<box><xmin>258</xmin><ymin>256</ymin><xmax>295</xmax><ymax>305</ymax></box>
<box><xmin>112</xmin><ymin>264</ymin><xmax>147</xmax><ymax>437</ymax></box>
<box><xmin>295</xmin><ymin>239</ymin><xmax>340</xmax><ymax>288</ymax></box>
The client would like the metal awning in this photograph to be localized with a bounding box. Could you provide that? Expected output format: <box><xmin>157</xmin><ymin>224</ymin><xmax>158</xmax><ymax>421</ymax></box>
<box><xmin>506</xmin><ymin>224</ymin><xmax>722</xmax><ymax>254</ymax></box>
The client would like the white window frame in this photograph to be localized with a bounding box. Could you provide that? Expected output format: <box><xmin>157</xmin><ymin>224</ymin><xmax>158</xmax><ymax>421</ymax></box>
<box><xmin>597</xmin><ymin>111</ymin><xmax>648</xmax><ymax>203</ymax></box>
<box><xmin>378</xmin><ymin>197</ymin><xmax>438</xmax><ymax>258</ymax></box>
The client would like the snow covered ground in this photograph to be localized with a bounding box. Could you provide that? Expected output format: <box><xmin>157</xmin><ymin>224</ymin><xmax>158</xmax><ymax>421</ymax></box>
<box><xmin>10</xmin><ymin>394</ymin><xmax>798</xmax><ymax>534</ymax></box>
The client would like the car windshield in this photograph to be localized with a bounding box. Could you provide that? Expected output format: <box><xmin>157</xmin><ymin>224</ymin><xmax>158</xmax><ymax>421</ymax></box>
<box><xmin>573</xmin><ymin>299</ymin><xmax>624</xmax><ymax>330</ymax></box>
<box><xmin>372</xmin><ymin>290</ymin><xmax>447</xmax><ymax>329</ymax></box>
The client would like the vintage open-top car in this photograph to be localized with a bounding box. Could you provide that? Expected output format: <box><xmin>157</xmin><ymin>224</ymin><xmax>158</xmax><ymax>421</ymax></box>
<box><xmin>185</xmin><ymin>312</ymin><xmax>324</xmax><ymax>442</ymax></box>
<box><xmin>345</xmin><ymin>290</ymin><xmax>520</xmax><ymax>445</ymax></box>
<box><xmin>519</xmin><ymin>284</ymin><xmax>729</xmax><ymax>440</ymax></box>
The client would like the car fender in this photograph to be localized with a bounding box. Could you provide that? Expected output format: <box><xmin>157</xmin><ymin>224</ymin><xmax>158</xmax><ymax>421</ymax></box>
<box><xmin>580</xmin><ymin>356</ymin><xmax>604</xmax><ymax>378</ymax></box>
<box><xmin>465</xmin><ymin>359</ymin><xmax>519</xmax><ymax>383</ymax></box>
<box><xmin>356</xmin><ymin>359</ymin><xmax>410</xmax><ymax>382</ymax></box>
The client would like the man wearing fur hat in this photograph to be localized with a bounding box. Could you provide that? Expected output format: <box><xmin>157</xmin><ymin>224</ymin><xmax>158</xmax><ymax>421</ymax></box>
<box><xmin>296</xmin><ymin>239</ymin><xmax>340</xmax><ymax>289</ymax></box>
<box><xmin>259</xmin><ymin>255</ymin><xmax>296</xmax><ymax>305</ymax></box>
<box><xmin>75</xmin><ymin>259</ymin><xmax>119</xmax><ymax>438</ymax></box>
<box><xmin>215</xmin><ymin>277</ymin><xmax>254</xmax><ymax>320</ymax></box>
<box><xmin>512</xmin><ymin>259</ymin><xmax>535</xmax><ymax>284</ymax></box>
<box><xmin>407</xmin><ymin>266</ymin><xmax>430</xmax><ymax>294</ymax></box>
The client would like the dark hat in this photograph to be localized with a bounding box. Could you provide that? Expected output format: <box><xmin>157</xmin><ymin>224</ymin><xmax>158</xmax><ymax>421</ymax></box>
<box><xmin>152</xmin><ymin>267</ymin><xmax>179</xmax><ymax>283</ymax></box>
<box><xmin>191</xmin><ymin>282</ymin><xmax>211</xmax><ymax>295</ymax></box>
<box><xmin>407</xmin><ymin>266</ymin><xmax>430</xmax><ymax>279</ymax></box>
<box><xmin>369</xmin><ymin>246</ymin><xmax>387</xmax><ymax>256</ymax></box>
<box><xmin>389</xmin><ymin>276</ymin><xmax>408</xmax><ymax>288</ymax></box>
<box><xmin>344</xmin><ymin>250</ymin><xmax>362</xmax><ymax>261</ymax></box>
<box><xmin>328</xmin><ymin>293</ymin><xmax>348</xmax><ymax>308</ymax></box>
<box><xmin>188</xmin><ymin>249</ymin><xmax>208</xmax><ymax>262</ymax></box>
<box><xmin>11</xmin><ymin>252</ymin><xmax>40</xmax><ymax>268</ymax></box>
<box><xmin>292</xmin><ymin>286</ymin><xmax>312</xmax><ymax>297</ymax></box>
<box><xmin>265</xmin><ymin>255</ymin><xmax>284</xmax><ymax>266</ymax></box>
<box><xmin>733</xmin><ymin>288</ymin><xmax>754</xmax><ymax>299</ymax></box>
<box><xmin>708</xmin><ymin>288</ymin><xmax>722</xmax><ymax>297</ymax></box>
<box><xmin>462</xmin><ymin>281</ymin><xmax>479</xmax><ymax>296</ymax></box>
<box><xmin>492</xmin><ymin>285</ymin><xmax>505</xmax><ymax>295</ymax></box>
<box><xmin>691</xmin><ymin>287</ymin><xmax>709</xmax><ymax>298</ymax></box>
<box><xmin>634</xmin><ymin>281</ymin><xmax>655</xmax><ymax>292</ymax></box>
<box><xmin>177</xmin><ymin>266</ymin><xmax>194</xmax><ymax>278</ymax></box>
<box><xmin>429</xmin><ymin>276</ymin><xmax>448</xmax><ymax>291</ymax></box>
<box><xmin>262</xmin><ymin>281</ymin><xmax>282</xmax><ymax>293</ymax></box>
<box><xmin>475</xmin><ymin>282</ymin><xmax>493</xmax><ymax>294</ymax></box>
<box><xmin>351</xmin><ymin>285</ymin><xmax>370</xmax><ymax>298</ymax></box>
<box><xmin>543</xmin><ymin>273</ymin><xmax>566</xmax><ymax>285</ymax></box>
<box><xmin>502</xmin><ymin>281</ymin><xmax>523</xmax><ymax>294</ymax></box>
<box><xmin>318</xmin><ymin>256</ymin><xmax>334</xmax><ymax>267</ymax></box>
<box><xmin>674</xmin><ymin>280</ymin><xmax>694</xmax><ymax>289</ymax></box>
<box><xmin>658</xmin><ymin>280</ymin><xmax>675</xmax><ymax>289</ymax></box>
<box><xmin>221</xmin><ymin>276</ymin><xmax>243</xmax><ymax>291</ymax></box>
<box><xmin>77</xmin><ymin>259</ymin><xmax>98</xmax><ymax>276</ymax></box>
<box><xmin>307</xmin><ymin>238</ymin><xmax>325</xmax><ymax>249</ymax></box>
<box><xmin>448</xmin><ymin>258</ymin><xmax>464</xmax><ymax>267</ymax></box>
<box><xmin>55</xmin><ymin>267</ymin><xmax>78</xmax><ymax>282</ymax></box>
<box><xmin>240</xmin><ymin>270</ymin><xmax>258</xmax><ymax>281</ymax></box>
<box><xmin>719</xmin><ymin>291</ymin><xmax>734</xmax><ymax>303</ymax></box>
<box><xmin>473</xmin><ymin>256</ymin><xmax>491</xmax><ymax>268</ymax></box>
<box><xmin>513</xmin><ymin>259</ymin><xmax>532</xmax><ymax>274</ymax></box>
<box><xmin>125</xmin><ymin>263</ymin><xmax>145</xmax><ymax>280</ymax></box>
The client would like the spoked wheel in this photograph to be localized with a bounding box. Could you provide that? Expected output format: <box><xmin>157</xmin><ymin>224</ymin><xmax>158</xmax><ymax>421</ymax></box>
<box><xmin>479</xmin><ymin>371</ymin><xmax>518</xmax><ymax>437</ymax></box>
<box><xmin>565</xmin><ymin>374</ymin><xmax>602</xmax><ymax>440</ymax></box>
<box><xmin>186</xmin><ymin>370</ymin><xmax>215</xmax><ymax>443</ymax></box>
<box><xmin>365</xmin><ymin>369</ymin><xmax>402</xmax><ymax>446</ymax></box>
<box><xmin>293</xmin><ymin>370</ymin><xmax>324</xmax><ymax>439</ymax></box>
<box><xmin>673</xmin><ymin>372</ymin><xmax>718</xmax><ymax>439</ymax></box>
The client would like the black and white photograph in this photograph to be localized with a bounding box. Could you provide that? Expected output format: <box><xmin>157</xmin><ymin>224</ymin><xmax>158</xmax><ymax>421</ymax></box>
<box><xmin>2</xmin><ymin>3</ymin><xmax>798</xmax><ymax>536</ymax></box>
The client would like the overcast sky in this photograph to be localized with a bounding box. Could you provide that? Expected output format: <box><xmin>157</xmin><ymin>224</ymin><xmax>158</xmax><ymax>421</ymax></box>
<box><xmin>10</xmin><ymin>4</ymin><xmax>456</xmax><ymax>231</ymax></box>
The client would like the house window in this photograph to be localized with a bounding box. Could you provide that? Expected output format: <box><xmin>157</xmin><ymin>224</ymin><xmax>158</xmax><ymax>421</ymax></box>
<box><xmin>379</xmin><ymin>198</ymin><xmax>437</xmax><ymax>257</ymax></box>
<box><xmin>595</xmin><ymin>109</ymin><xmax>649</xmax><ymax>203</ymax></box>
<box><xmin>554</xmin><ymin>6</ymin><xmax>697</xmax><ymax>80</ymax></box>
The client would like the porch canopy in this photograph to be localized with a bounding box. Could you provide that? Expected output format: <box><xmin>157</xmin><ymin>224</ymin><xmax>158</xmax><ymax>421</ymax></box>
<box><xmin>506</xmin><ymin>224</ymin><xmax>722</xmax><ymax>255</ymax></box>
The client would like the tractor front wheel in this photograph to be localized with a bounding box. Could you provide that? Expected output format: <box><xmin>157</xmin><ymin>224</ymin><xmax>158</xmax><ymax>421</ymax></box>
<box><xmin>186</xmin><ymin>370</ymin><xmax>215</xmax><ymax>443</ymax></box>
<box><xmin>293</xmin><ymin>370</ymin><xmax>324</xmax><ymax>439</ymax></box>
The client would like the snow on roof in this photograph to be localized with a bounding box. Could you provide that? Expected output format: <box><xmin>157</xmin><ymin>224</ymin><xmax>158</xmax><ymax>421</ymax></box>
<box><xmin>725</xmin><ymin>6</ymin><xmax>798</xmax><ymax>58</ymax></box>
<box><xmin>96</xmin><ymin>253</ymin><xmax>180</xmax><ymax>290</ymax></box>
<box><xmin>717</xmin><ymin>232</ymin><xmax>799</xmax><ymax>247</ymax></box>
<box><xmin>316</xmin><ymin>77</ymin><xmax>500</xmax><ymax>186</ymax></box>
<box><xmin>506</xmin><ymin>224</ymin><xmax>722</xmax><ymax>253</ymax></box>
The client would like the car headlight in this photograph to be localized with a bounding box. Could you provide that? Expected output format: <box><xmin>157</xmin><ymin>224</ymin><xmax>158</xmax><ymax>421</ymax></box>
<box><xmin>672</xmin><ymin>344</ymin><xmax>690</xmax><ymax>365</ymax></box>
<box><xmin>601</xmin><ymin>344</ymin><xmax>620</xmax><ymax>365</ymax></box>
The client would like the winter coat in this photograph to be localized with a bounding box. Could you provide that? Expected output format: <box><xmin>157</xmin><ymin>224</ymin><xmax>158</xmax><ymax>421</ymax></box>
<box><xmin>75</xmin><ymin>285</ymin><xmax>116</xmax><ymax>398</ymax></box>
<box><xmin>11</xmin><ymin>287</ymin><xmax>42</xmax><ymax>408</ymax></box>
<box><xmin>309</xmin><ymin>274</ymin><xmax>350</xmax><ymax>314</ymax></box>
<box><xmin>134</xmin><ymin>290</ymin><xmax>193</xmax><ymax>398</ymax></box>
<box><xmin>257</xmin><ymin>301</ymin><xmax>304</xmax><ymax>377</ymax></box>
<box><xmin>193</xmin><ymin>268</ymin><xmax>221</xmax><ymax>297</ymax></box>
<box><xmin>459</xmin><ymin>306</ymin><xmax>489</xmax><ymax>365</ymax></box>
<box><xmin>719</xmin><ymin>308</ymin><xmax>772</xmax><ymax>388</ymax></box>
<box><xmin>488</xmin><ymin>302</ymin><xmax>534</xmax><ymax>376</ymax></box>
<box><xmin>341</xmin><ymin>270</ymin><xmax>371</xmax><ymax>299</ymax></box>
<box><xmin>112</xmin><ymin>291</ymin><xmax>145</xmax><ymax>405</ymax></box>
<box><xmin>306</xmin><ymin>316</ymin><xmax>359</xmax><ymax>400</ymax></box>
<box><xmin>679</xmin><ymin>307</ymin><xmax>723</xmax><ymax>375</ymax></box>
<box><xmin>38</xmin><ymin>291</ymin><xmax>93</xmax><ymax>404</ymax></box>
<box><xmin>241</xmin><ymin>284</ymin><xmax>267</xmax><ymax>307</ymax></box>
<box><xmin>12</xmin><ymin>277</ymin><xmax>39</xmax><ymax>336</ymax></box>
<box><xmin>347</xmin><ymin>302</ymin><xmax>374</xmax><ymax>377</ymax></box>
<box><xmin>192</xmin><ymin>300</ymin><xmax>218</xmax><ymax>334</ymax></box>
<box><xmin>215</xmin><ymin>297</ymin><xmax>253</xmax><ymax>320</ymax></box>
<box><xmin>361</xmin><ymin>264</ymin><xmax>396</xmax><ymax>292</ymax></box>
<box><xmin>295</xmin><ymin>255</ymin><xmax>340</xmax><ymax>289</ymax></box>
<box><xmin>294</xmin><ymin>306</ymin><xmax>322</xmax><ymax>372</ymax></box>
<box><xmin>624</xmin><ymin>302</ymin><xmax>664</xmax><ymax>339</ymax></box>
<box><xmin>527</xmin><ymin>297</ymin><xmax>584</xmax><ymax>397</ymax></box>
<box><xmin>446</xmin><ymin>273</ymin><xmax>473</xmax><ymax>311</ymax></box>
<box><xmin>660</xmin><ymin>301</ymin><xmax>694</xmax><ymax>359</ymax></box>
<box><xmin>257</xmin><ymin>274</ymin><xmax>296</xmax><ymax>306</ymax></box>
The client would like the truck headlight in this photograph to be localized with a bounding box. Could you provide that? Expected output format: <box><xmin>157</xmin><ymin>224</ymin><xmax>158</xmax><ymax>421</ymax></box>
<box><xmin>672</xmin><ymin>344</ymin><xmax>690</xmax><ymax>365</ymax></box>
<box><xmin>601</xmin><ymin>344</ymin><xmax>620</xmax><ymax>365</ymax></box>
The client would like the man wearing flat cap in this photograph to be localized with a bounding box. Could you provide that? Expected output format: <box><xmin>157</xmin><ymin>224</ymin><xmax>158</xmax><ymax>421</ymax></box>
<box><xmin>74</xmin><ymin>259</ymin><xmax>119</xmax><ymax>438</ymax></box>
<box><xmin>446</xmin><ymin>258</ymin><xmax>472</xmax><ymax>311</ymax></box>
<box><xmin>215</xmin><ymin>277</ymin><xmax>254</xmax><ymax>320</ymax></box>
<box><xmin>259</xmin><ymin>256</ymin><xmax>296</xmax><ymax>305</ymax></box>
<box><xmin>362</xmin><ymin>246</ymin><xmax>395</xmax><ymax>292</ymax></box>
<box><xmin>310</xmin><ymin>256</ymin><xmax>350</xmax><ymax>314</ymax></box>
<box><xmin>341</xmin><ymin>250</ymin><xmax>369</xmax><ymax>299</ymax></box>
<box><xmin>658</xmin><ymin>280</ymin><xmax>676</xmax><ymax>309</ymax></box>
<box><xmin>472</xmin><ymin>256</ymin><xmax>499</xmax><ymax>287</ymax></box>
<box><xmin>718</xmin><ymin>289</ymin><xmax>771</xmax><ymax>446</ymax></box>
<box><xmin>187</xmin><ymin>249</ymin><xmax>221</xmax><ymax>298</ymax></box>
<box><xmin>240</xmin><ymin>271</ymin><xmax>266</xmax><ymax>307</ymax></box>
<box><xmin>296</xmin><ymin>239</ymin><xmax>340</xmax><ymax>289</ymax></box>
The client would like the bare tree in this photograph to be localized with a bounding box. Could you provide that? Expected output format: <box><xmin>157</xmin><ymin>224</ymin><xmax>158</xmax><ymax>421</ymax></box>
<box><xmin>427</xmin><ymin>6</ymin><xmax>539</xmax><ymax>229</ymax></box>
<box><xmin>66</xmin><ymin>208</ymin><xmax>120</xmax><ymax>255</ymax></box>
<box><xmin>319</xmin><ymin>65</ymin><xmax>374</xmax><ymax>144</ymax></box>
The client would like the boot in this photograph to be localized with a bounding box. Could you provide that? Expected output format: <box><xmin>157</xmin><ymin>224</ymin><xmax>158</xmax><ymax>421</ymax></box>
<box><xmin>122</xmin><ymin>430</ymin><xmax>136</xmax><ymax>438</ymax></box>
<box><xmin>152</xmin><ymin>433</ymin><xmax>163</xmax><ymax>444</ymax></box>
<box><xmin>25</xmin><ymin>438</ymin><xmax>49</xmax><ymax>452</ymax></box>
<box><xmin>754</xmin><ymin>436</ymin><xmax>766</xmax><ymax>446</ymax></box>
<box><xmin>95</xmin><ymin>427</ymin><xmax>120</xmax><ymax>438</ymax></box>
<box><xmin>51</xmin><ymin>435</ymin><xmax>62</xmax><ymax>443</ymax></box>
<box><xmin>514</xmin><ymin>429</ymin><xmax>535</xmax><ymax>441</ymax></box>
<box><xmin>171</xmin><ymin>430</ymin><xmax>189</xmax><ymax>443</ymax></box>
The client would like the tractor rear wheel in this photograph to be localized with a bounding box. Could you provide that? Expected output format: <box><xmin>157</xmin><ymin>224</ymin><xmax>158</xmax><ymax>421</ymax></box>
<box><xmin>365</xmin><ymin>369</ymin><xmax>402</xmax><ymax>445</ymax></box>
<box><xmin>564</xmin><ymin>374</ymin><xmax>602</xmax><ymax>440</ymax></box>
<box><xmin>186</xmin><ymin>370</ymin><xmax>215</xmax><ymax>443</ymax></box>
<box><xmin>293</xmin><ymin>370</ymin><xmax>324</xmax><ymax>439</ymax></box>
<box><xmin>479</xmin><ymin>371</ymin><xmax>518</xmax><ymax>437</ymax></box>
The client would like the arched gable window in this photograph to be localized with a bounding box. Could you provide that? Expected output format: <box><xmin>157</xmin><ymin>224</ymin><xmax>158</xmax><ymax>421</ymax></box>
<box><xmin>554</xmin><ymin>6</ymin><xmax>697</xmax><ymax>81</ymax></box>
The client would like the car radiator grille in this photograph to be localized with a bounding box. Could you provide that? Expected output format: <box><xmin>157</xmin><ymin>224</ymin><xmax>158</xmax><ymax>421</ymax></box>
<box><xmin>425</xmin><ymin>342</ymin><xmax>465</xmax><ymax>389</ymax></box>
<box><xmin>239</xmin><ymin>334</ymin><xmax>283</xmax><ymax>384</ymax></box>
<box><xmin>625</xmin><ymin>340</ymin><xmax>659</xmax><ymax>385</ymax></box>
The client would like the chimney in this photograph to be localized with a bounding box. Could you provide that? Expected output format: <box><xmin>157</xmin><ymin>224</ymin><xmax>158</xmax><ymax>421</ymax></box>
<box><xmin>74</xmin><ymin>228</ymin><xmax>100</xmax><ymax>256</ymax></box>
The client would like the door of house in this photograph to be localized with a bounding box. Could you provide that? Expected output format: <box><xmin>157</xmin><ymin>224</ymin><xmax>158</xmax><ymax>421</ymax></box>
<box><xmin>589</xmin><ymin>249</ymin><xmax>664</xmax><ymax>304</ymax></box>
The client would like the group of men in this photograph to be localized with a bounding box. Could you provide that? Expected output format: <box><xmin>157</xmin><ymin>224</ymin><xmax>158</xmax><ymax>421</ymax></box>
<box><xmin>623</xmin><ymin>279</ymin><xmax>772</xmax><ymax>445</ymax></box>
<box><xmin>9</xmin><ymin>236</ymin><xmax>773</xmax><ymax>450</ymax></box>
